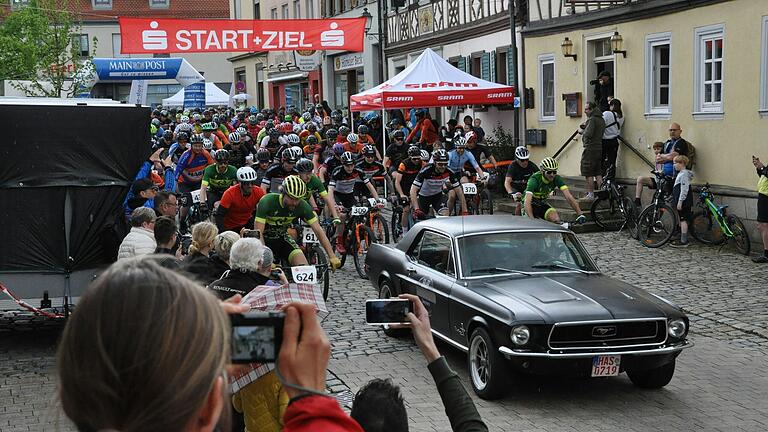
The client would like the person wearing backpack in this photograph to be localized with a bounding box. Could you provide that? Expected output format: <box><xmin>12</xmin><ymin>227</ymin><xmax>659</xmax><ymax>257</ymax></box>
<box><xmin>601</xmin><ymin>99</ymin><xmax>624</xmax><ymax>179</ymax></box>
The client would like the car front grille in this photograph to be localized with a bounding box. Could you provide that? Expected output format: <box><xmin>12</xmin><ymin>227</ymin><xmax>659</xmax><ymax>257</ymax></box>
<box><xmin>548</xmin><ymin>319</ymin><xmax>667</xmax><ymax>350</ymax></box>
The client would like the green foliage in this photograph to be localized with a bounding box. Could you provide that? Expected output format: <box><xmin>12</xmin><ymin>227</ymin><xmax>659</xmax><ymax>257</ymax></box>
<box><xmin>0</xmin><ymin>0</ymin><xmax>97</xmax><ymax>97</ymax></box>
<box><xmin>484</xmin><ymin>122</ymin><xmax>517</xmax><ymax>161</ymax></box>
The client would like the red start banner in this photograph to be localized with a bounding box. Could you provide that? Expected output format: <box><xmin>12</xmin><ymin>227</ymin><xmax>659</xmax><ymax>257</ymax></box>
<box><xmin>118</xmin><ymin>17</ymin><xmax>366</xmax><ymax>53</ymax></box>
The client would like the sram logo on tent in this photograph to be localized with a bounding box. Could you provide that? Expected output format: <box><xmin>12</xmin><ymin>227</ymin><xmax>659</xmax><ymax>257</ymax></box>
<box><xmin>488</xmin><ymin>92</ymin><xmax>515</xmax><ymax>98</ymax></box>
<box><xmin>386</xmin><ymin>96</ymin><xmax>414</xmax><ymax>102</ymax></box>
<box><xmin>437</xmin><ymin>95</ymin><xmax>464</xmax><ymax>101</ymax></box>
<box><xmin>403</xmin><ymin>82</ymin><xmax>479</xmax><ymax>89</ymax></box>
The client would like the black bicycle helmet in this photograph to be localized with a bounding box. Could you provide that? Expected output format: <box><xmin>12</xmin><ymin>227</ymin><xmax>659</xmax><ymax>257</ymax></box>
<box><xmin>269</xmin><ymin>129</ymin><xmax>281</xmax><ymax>139</ymax></box>
<box><xmin>162</xmin><ymin>130</ymin><xmax>174</xmax><ymax>141</ymax></box>
<box><xmin>214</xmin><ymin>149</ymin><xmax>230</xmax><ymax>162</ymax></box>
<box><xmin>306</xmin><ymin>135</ymin><xmax>319</xmax><ymax>145</ymax></box>
<box><xmin>392</xmin><ymin>130</ymin><xmax>405</xmax><ymax>140</ymax></box>
<box><xmin>325</xmin><ymin>128</ymin><xmax>338</xmax><ymax>140</ymax></box>
<box><xmin>176</xmin><ymin>131</ymin><xmax>190</xmax><ymax>142</ymax></box>
<box><xmin>339</xmin><ymin>126</ymin><xmax>350</xmax><ymax>137</ymax></box>
<box><xmin>432</xmin><ymin>148</ymin><xmax>449</xmax><ymax>163</ymax></box>
<box><xmin>190</xmin><ymin>133</ymin><xmax>204</xmax><ymax>144</ymax></box>
<box><xmin>358</xmin><ymin>124</ymin><xmax>369</xmax><ymax>135</ymax></box>
<box><xmin>296</xmin><ymin>158</ymin><xmax>314</xmax><ymax>173</ymax></box>
<box><xmin>407</xmin><ymin>145</ymin><xmax>421</xmax><ymax>158</ymax></box>
<box><xmin>362</xmin><ymin>145</ymin><xmax>376</xmax><ymax>156</ymax></box>
<box><xmin>340</xmin><ymin>151</ymin><xmax>355</xmax><ymax>165</ymax></box>
<box><xmin>256</xmin><ymin>148</ymin><xmax>272</xmax><ymax>162</ymax></box>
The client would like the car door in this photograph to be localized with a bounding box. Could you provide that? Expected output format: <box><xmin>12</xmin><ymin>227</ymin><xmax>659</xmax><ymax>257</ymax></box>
<box><xmin>400</xmin><ymin>230</ymin><xmax>456</xmax><ymax>337</ymax></box>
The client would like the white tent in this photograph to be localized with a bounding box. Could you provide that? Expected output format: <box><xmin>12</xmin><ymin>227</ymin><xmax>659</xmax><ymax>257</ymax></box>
<box><xmin>162</xmin><ymin>82</ymin><xmax>230</xmax><ymax>107</ymax></box>
<box><xmin>350</xmin><ymin>48</ymin><xmax>514</xmax><ymax>111</ymax></box>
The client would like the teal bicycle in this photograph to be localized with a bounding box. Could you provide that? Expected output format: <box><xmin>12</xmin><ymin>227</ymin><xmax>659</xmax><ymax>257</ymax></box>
<box><xmin>690</xmin><ymin>183</ymin><xmax>750</xmax><ymax>255</ymax></box>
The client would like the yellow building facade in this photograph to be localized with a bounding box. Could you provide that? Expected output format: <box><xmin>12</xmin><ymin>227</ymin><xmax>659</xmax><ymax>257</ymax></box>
<box><xmin>522</xmin><ymin>0</ymin><xmax>767</xmax><ymax>197</ymax></box>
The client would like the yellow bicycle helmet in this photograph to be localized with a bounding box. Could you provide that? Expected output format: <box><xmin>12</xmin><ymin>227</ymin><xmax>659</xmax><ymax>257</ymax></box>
<box><xmin>540</xmin><ymin>157</ymin><xmax>559</xmax><ymax>171</ymax></box>
<box><xmin>282</xmin><ymin>175</ymin><xmax>307</xmax><ymax>199</ymax></box>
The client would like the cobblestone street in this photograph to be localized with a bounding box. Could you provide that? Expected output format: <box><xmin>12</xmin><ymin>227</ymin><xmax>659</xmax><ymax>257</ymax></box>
<box><xmin>2</xmin><ymin>229</ymin><xmax>768</xmax><ymax>431</ymax></box>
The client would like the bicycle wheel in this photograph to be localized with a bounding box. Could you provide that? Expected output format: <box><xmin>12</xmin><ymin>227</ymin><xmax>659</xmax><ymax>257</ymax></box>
<box><xmin>306</xmin><ymin>246</ymin><xmax>330</xmax><ymax>301</ymax></box>
<box><xmin>352</xmin><ymin>225</ymin><xmax>377</xmax><ymax>279</ymax></box>
<box><xmin>373</xmin><ymin>214</ymin><xmax>390</xmax><ymax>244</ymax></box>
<box><xmin>391</xmin><ymin>208</ymin><xmax>404</xmax><ymax>243</ymax></box>
<box><xmin>637</xmin><ymin>203</ymin><xmax>677</xmax><ymax>248</ymax></box>
<box><xmin>591</xmin><ymin>196</ymin><xmax>624</xmax><ymax>231</ymax></box>
<box><xmin>479</xmin><ymin>189</ymin><xmax>494</xmax><ymax>215</ymax></box>
<box><xmin>621</xmin><ymin>196</ymin><xmax>639</xmax><ymax>239</ymax></box>
<box><xmin>726</xmin><ymin>215</ymin><xmax>751</xmax><ymax>255</ymax></box>
<box><xmin>691</xmin><ymin>210</ymin><xmax>725</xmax><ymax>245</ymax></box>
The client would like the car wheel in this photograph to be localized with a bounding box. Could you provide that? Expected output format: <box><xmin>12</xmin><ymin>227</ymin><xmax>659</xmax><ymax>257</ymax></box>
<box><xmin>379</xmin><ymin>279</ymin><xmax>409</xmax><ymax>337</ymax></box>
<box><xmin>468</xmin><ymin>327</ymin><xmax>510</xmax><ymax>400</ymax></box>
<box><xmin>627</xmin><ymin>359</ymin><xmax>676</xmax><ymax>389</ymax></box>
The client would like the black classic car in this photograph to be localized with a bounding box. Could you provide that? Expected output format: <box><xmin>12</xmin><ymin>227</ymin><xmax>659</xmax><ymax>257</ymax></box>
<box><xmin>365</xmin><ymin>215</ymin><xmax>692</xmax><ymax>399</ymax></box>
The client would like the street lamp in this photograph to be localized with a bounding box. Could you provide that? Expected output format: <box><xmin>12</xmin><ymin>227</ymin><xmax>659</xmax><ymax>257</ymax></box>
<box><xmin>561</xmin><ymin>37</ymin><xmax>577</xmax><ymax>61</ymax></box>
<box><xmin>361</xmin><ymin>7</ymin><xmax>373</xmax><ymax>35</ymax></box>
<box><xmin>611</xmin><ymin>31</ymin><xmax>627</xmax><ymax>58</ymax></box>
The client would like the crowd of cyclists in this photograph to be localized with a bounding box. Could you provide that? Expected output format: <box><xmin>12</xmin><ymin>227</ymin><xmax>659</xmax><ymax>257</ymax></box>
<box><xmin>126</xmin><ymin>105</ymin><xmax>572</xmax><ymax>268</ymax></box>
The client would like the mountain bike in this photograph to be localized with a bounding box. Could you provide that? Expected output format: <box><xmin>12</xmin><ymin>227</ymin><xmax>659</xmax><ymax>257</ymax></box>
<box><xmin>367</xmin><ymin>197</ymin><xmax>390</xmax><ymax>244</ymax></box>
<box><xmin>294</xmin><ymin>220</ymin><xmax>331</xmax><ymax>300</ymax></box>
<box><xmin>690</xmin><ymin>183</ymin><xmax>750</xmax><ymax>255</ymax></box>
<box><xmin>390</xmin><ymin>196</ymin><xmax>410</xmax><ymax>243</ymax></box>
<box><xmin>637</xmin><ymin>170</ymin><xmax>678</xmax><ymax>248</ymax></box>
<box><xmin>328</xmin><ymin>198</ymin><xmax>381</xmax><ymax>279</ymax></box>
<box><xmin>590</xmin><ymin>165</ymin><xmax>637</xmax><ymax>236</ymax></box>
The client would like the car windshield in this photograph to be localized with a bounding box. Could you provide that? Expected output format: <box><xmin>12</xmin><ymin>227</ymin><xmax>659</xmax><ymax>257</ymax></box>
<box><xmin>458</xmin><ymin>232</ymin><xmax>598</xmax><ymax>277</ymax></box>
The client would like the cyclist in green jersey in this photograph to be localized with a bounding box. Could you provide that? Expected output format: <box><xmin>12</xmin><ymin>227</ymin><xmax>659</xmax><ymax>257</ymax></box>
<box><xmin>199</xmin><ymin>149</ymin><xmax>237</xmax><ymax>214</ymax></box>
<box><xmin>524</xmin><ymin>157</ymin><xmax>586</xmax><ymax>225</ymax></box>
<box><xmin>254</xmin><ymin>175</ymin><xmax>341</xmax><ymax>269</ymax></box>
<box><xmin>296</xmin><ymin>159</ymin><xmax>342</xmax><ymax>223</ymax></box>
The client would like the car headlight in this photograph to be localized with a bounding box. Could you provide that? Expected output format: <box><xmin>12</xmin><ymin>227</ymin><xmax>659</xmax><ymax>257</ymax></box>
<box><xmin>668</xmin><ymin>319</ymin><xmax>687</xmax><ymax>338</ymax></box>
<box><xmin>510</xmin><ymin>325</ymin><xmax>530</xmax><ymax>346</ymax></box>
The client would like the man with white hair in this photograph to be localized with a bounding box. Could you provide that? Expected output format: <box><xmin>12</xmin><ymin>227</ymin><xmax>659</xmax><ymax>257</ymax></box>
<box><xmin>206</xmin><ymin>238</ymin><xmax>288</xmax><ymax>299</ymax></box>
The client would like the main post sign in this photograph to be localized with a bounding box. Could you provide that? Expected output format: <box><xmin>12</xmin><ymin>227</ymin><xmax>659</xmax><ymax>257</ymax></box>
<box><xmin>119</xmin><ymin>18</ymin><xmax>366</xmax><ymax>53</ymax></box>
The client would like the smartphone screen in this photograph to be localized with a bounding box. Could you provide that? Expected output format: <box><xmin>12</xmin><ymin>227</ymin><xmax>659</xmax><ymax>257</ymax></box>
<box><xmin>365</xmin><ymin>299</ymin><xmax>413</xmax><ymax>325</ymax></box>
<box><xmin>230</xmin><ymin>312</ymin><xmax>284</xmax><ymax>363</ymax></box>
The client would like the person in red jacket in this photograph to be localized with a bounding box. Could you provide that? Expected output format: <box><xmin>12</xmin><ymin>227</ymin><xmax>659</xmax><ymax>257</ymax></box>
<box><xmin>406</xmin><ymin>110</ymin><xmax>438</xmax><ymax>152</ymax></box>
<box><xmin>280</xmin><ymin>302</ymin><xmax>365</xmax><ymax>432</ymax></box>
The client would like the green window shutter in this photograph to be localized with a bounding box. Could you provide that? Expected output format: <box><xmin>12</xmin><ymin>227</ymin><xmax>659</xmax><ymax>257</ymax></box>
<box><xmin>481</xmin><ymin>52</ymin><xmax>490</xmax><ymax>81</ymax></box>
<box><xmin>466</xmin><ymin>56</ymin><xmax>472</xmax><ymax>74</ymax></box>
<box><xmin>490</xmin><ymin>50</ymin><xmax>496</xmax><ymax>83</ymax></box>
<box><xmin>507</xmin><ymin>46</ymin><xmax>517</xmax><ymax>87</ymax></box>
<box><xmin>457</xmin><ymin>56</ymin><xmax>466</xmax><ymax>73</ymax></box>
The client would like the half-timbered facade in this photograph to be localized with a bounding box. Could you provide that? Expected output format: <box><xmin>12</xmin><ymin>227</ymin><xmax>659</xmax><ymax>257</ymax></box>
<box><xmin>522</xmin><ymin>0</ymin><xmax>768</xmax><ymax>234</ymax></box>
<box><xmin>383</xmin><ymin>0</ymin><xmax>524</xmax><ymax>129</ymax></box>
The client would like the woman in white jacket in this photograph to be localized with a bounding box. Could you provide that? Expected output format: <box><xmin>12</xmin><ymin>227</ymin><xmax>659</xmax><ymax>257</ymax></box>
<box><xmin>118</xmin><ymin>207</ymin><xmax>157</xmax><ymax>260</ymax></box>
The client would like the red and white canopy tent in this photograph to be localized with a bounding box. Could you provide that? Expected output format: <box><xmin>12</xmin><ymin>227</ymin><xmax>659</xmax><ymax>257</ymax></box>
<box><xmin>349</xmin><ymin>48</ymin><xmax>515</xmax><ymax>111</ymax></box>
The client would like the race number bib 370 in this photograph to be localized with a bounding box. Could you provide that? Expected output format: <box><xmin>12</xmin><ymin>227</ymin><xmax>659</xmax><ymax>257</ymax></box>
<box><xmin>462</xmin><ymin>183</ymin><xmax>477</xmax><ymax>195</ymax></box>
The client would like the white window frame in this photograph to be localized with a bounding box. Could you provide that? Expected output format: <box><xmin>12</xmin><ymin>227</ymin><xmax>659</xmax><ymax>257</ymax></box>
<box><xmin>293</xmin><ymin>0</ymin><xmax>300</xmax><ymax>18</ymax></box>
<box><xmin>281</xmin><ymin>3</ymin><xmax>289</xmax><ymax>18</ymax></box>
<box><xmin>644</xmin><ymin>32</ymin><xmax>672</xmax><ymax>120</ymax></box>
<box><xmin>270</xmin><ymin>7</ymin><xmax>278</xmax><ymax>19</ymax></box>
<box><xmin>111</xmin><ymin>33</ymin><xmax>127</xmax><ymax>58</ymax></box>
<box><xmin>91</xmin><ymin>0</ymin><xmax>112</xmax><ymax>9</ymax></box>
<box><xmin>538</xmin><ymin>53</ymin><xmax>556</xmax><ymax>122</ymax></box>
<box><xmin>760</xmin><ymin>16</ymin><xmax>768</xmax><ymax>118</ymax></box>
<box><xmin>693</xmin><ymin>23</ymin><xmax>725</xmax><ymax>120</ymax></box>
<box><xmin>149</xmin><ymin>0</ymin><xmax>170</xmax><ymax>9</ymax></box>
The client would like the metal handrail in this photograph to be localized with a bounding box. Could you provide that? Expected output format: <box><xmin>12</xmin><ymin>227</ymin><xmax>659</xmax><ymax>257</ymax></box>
<box><xmin>551</xmin><ymin>131</ymin><xmax>655</xmax><ymax>170</ymax></box>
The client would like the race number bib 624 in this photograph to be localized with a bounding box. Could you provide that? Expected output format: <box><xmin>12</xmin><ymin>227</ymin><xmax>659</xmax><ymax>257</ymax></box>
<box><xmin>303</xmin><ymin>227</ymin><xmax>318</xmax><ymax>243</ymax></box>
<box><xmin>462</xmin><ymin>183</ymin><xmax>478</xmax><ymax>195</ymax></box>
<box><xmin>292</xmin><ymin>265</ymin><xmax>317</xmax><ymax>284</ymax></box>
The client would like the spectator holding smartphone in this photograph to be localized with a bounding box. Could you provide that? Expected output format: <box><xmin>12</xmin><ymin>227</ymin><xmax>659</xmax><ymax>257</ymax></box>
<box><xmin>753</xmin><ymin>155</ymin><xmax>768</xmax><ymax>263</ymax></box>
<box><xmin>352</xmin><ymin>295</ymin><xmax>488</xmax><ymax>432</ymax></box>
<box><xmin>57</xmin><ymin>258</ymin><xmax>363</xmax><ymax>432</ymax></box>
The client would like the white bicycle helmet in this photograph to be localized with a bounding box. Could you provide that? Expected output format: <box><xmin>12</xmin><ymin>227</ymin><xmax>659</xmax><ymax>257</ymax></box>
<box><xmin>290</xmin><ymin>146</ymin><xmax>304</xmax><ymax>159</ymax></box>
<box><xmin>293</xmin><ymin>124</ymin><xmax>302</xmax><ymax>134</ymax></box>
<box><xmin>286</xmin><ymin>134</ymin><xmax>301</xmax><ymax>144</ymax></box>
<box><xmin>202</xmin><ymin>138</ymin><xmax>213</xmax><ymax>151</ymax></box>
<box><xmin>228</xmin><ymin>131</ymin><xmax>241</xmax><ymax>143</ymax></box>
<box><xmin>180</xmin><ymin>115</ymin><xmax>190</xmax><ymax>123</ymax></box>
<box><xmin>454</xmin><ymin>137</ymin><xmax>467</xmax><ymax>148</ymax></box>
<box><xmin>515</xmin><ymin>146</ymin><xmax>530</xmax><ymax>160</ymax></box>
<box><xmin>420</xmin><ymin>149</ymin><xmax>430</xmax><ymax>161</ymax></box>
<box><xmin>236</xmin><ymin>166</ymin><xmax>258</xmax><ymax>182</ymax></box>
<box><xmin>347</xmin><ymin>133</ymin><xmax>359</xmax><ymax>143</ymax></box>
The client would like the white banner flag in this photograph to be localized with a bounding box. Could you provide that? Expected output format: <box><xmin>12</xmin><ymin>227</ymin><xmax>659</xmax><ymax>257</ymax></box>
<box><xmin>128</xmin><ymin>79</ymin><xmax>148</xmax><ymax>105</ymax></box>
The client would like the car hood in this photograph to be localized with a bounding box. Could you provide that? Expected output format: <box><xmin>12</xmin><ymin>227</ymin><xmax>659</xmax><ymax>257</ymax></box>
<box><xmin>475</xmin><ymin>274</ymin><xmax>673</xmax><ymax>323</ymax></box>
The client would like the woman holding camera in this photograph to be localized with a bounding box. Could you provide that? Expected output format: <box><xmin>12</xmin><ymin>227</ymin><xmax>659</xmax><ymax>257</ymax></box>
<box><xmin>57</xmin><ymin>257</ymin><xmax>364</xmax><ymax>432</ymax></box>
